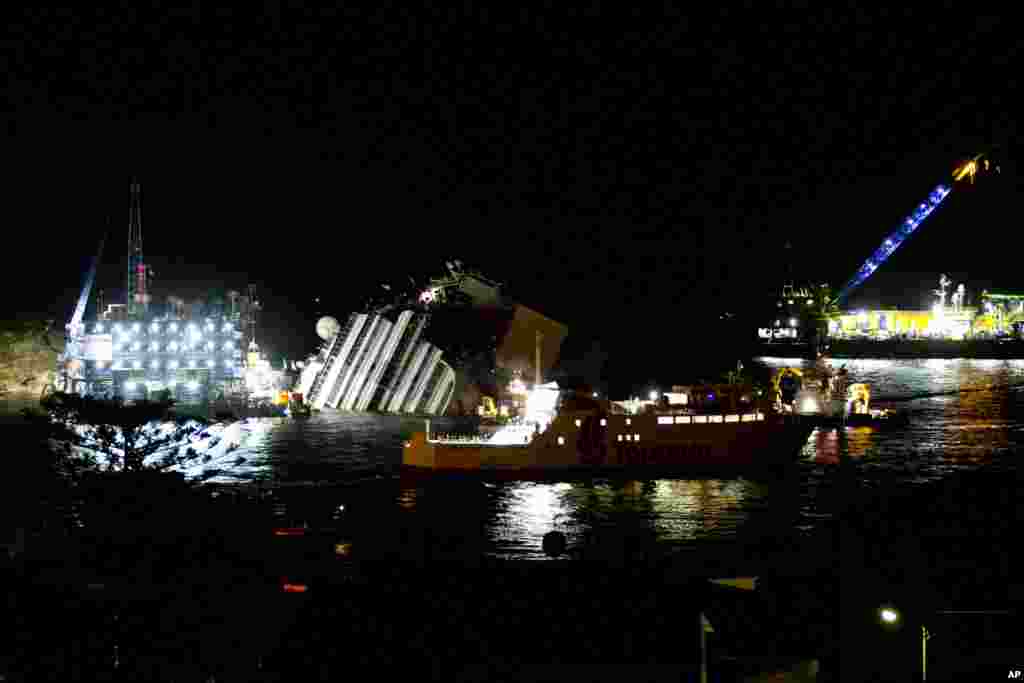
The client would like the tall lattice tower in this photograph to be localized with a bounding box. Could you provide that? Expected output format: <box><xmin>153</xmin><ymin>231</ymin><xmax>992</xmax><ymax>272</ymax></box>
<box><xmin>126</xmin><ymin>180</ymin><xmax>148</xmax><ymax>318</ymax></box>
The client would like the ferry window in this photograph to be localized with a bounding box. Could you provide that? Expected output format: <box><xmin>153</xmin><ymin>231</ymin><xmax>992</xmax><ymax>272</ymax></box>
<box><xmin>725</xmin><ymin>415</ymin><xmax>740</xmax><ymax>423</ymax></box>
<box><xmin>625</xmin><ymin>418</ymin><xmax>632</xmax><ymax>426</ymax></box>
<box><xmin>600</xmin><ymin>418</ymin><xmax>607</xmax><ymax>426</ymax></box>
<box><xmin>557</xmin><ymin>436</ymin><xmax>565</xmax><ymax>445</ymax></box>
<box><xmin>710</xmin><ymin>415</ymin><xmax>723</xmax><ymax>423</ymax></box>
<box><xmin>634</xmin><ymin>433</ymin><xmax>640</xmax><ymax>441</ymax></box>
<box><xmin>693</xmin><ymin>415</ymin><xmax>708</xmax><ymax>424</ymax></box>
<box><xmin>741</xmin><ymin>414</ymin><xmax>755</xmax><ymax>422</ymax></box>
<box><xmin>657</xmin><ymin>416</ymin><xmax>673</xmax><ymax>425</ymax></box>
<box><xmin>675</xmin><ymin>416</ymin><xmax>691</xmax><ymax>424</ymax></box>
<box><xmin>574</xmin><ymin>419</ymin><xmax>581</xmax><ymax>427</ymax></box>
<box><xmin>617</xmin><ymin>434</ymin><xmax>622</xmax><ymax>441</ymax></box>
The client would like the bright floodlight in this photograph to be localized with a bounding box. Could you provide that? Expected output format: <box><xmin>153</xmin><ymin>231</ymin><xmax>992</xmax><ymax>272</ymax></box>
<box><xmin>879</xmin><ymin>607</ymin><xmax>900</xmax><ymax>624</ymax></box>
<box><xmin>649</xmin><ymin>390</ymin><xmax>658</xmax><ymax>401</ymax></box>
<box><xmin>124</xmin><ymin>381</ymin><xmax>136</xmax><ymax>391</ymax></box>
<box><xmin>186</xmin><ymin>381</ymin><xmax>200</xmax><ymax>391</ymax></box>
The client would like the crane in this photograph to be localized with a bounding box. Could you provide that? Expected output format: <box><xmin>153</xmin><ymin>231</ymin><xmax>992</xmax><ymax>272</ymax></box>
<box><xmin>68</xmin><ymin>235</ymin><xmax>106</xmax><ymax>339</ymax></box>
<box><xmin>835</xmin><ymin>152</ymin><xmax>998</xmax><ymax>305</ymax></box>
<box><xmin>57</xmin><ymin>235</ymin><xmax>106</xmax><ymax>393</ymax></box>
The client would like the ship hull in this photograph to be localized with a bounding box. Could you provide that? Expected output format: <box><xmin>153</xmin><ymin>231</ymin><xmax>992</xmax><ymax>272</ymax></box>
<box><xmin>402</xmin><ymin>411</ymin><xmax>813</xmax><ymax>478</ymax></box>
<box><xmin>754</xmin><ymin>338</ymin><xmax>1024</xmax><ymax>360</ymax></box>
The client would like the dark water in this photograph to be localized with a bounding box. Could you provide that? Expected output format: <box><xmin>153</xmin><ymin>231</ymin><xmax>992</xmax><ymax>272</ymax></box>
<box><xmin>195</xmin><ymin>357</ymin><xmax>1024</xmax><ymax>565</ymax></box>
<box><xmin>7</xmin><ymin>359</ymin><xmax>1024</xmax><ymax>680</ymax></box>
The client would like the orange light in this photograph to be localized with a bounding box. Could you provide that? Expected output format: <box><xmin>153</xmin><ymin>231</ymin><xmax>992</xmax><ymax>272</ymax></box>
<box><xmin>282</xmin><ymin>583</ymin><xmax>308</xmax><ymax>593</ymax></box>
<box><xmin>273</xmin><ymin>528</ymin><xmax>306</xmax><ymax>536</ymax></box>
<box><xmin>335</xmin><ymin>543</ymin><xmax>352</xmax><ymax>556</ymax></box>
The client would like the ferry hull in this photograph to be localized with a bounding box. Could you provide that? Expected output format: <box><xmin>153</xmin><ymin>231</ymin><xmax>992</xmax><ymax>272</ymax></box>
<box><xmin>403</xmin><ymin>412</ymin><xmax>813</xmax><ymax>478</ymax></box>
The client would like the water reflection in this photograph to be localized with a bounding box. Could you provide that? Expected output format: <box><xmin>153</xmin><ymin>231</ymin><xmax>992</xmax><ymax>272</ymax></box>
<box><xmin>173</xmin><ymin>358</ymin><xmax>1024</xmax><ymax>559</ymax></box>
<box><xmin>480</xmin><ymin>476</ymin><xmax>758</xmax><ymax>558</ymax></box>
<box><xmin>807</xmin><ymin>426</ymin><xmax>877</xmax><ymax>464</ymax></box>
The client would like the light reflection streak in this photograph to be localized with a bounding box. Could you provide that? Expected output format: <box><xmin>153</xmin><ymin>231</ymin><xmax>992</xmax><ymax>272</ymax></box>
<box><xmin>502</xmin><ymin>483</ymin><xmax>571</xmax><ymax>543</ymax></box>
<box><xmin>809</xmin><ymin>426</ymin><xmax>877</xmax><ymax>464</ymax></box>
<box><xmin>397</xmin><ymin>487</ymin><xmax>419</xmax><ymax>510</ymax></box>
<box><xmin>488</xmin><ymin>477</ymin><xmax>758</xmax><ymax>556</ymax></box>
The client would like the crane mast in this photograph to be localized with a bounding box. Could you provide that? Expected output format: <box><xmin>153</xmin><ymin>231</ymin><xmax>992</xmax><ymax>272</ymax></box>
<box><xmin>58</xmin><ymin>235</ymin><xmax>106</xmax><ymax>393</ymax></box>
<box><xmin>68</xmin><ymin>236</ymin><xmax>106</xmax><ymax>339</ymax></box>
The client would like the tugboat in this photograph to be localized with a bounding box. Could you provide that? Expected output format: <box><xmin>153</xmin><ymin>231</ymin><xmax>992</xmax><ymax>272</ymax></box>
<box><xmin>770</xmin><ymin>364</ymin><xmax>908</xmax><ymax>429</ymax></box>
<box><xmin>815</xmin><ymin>382</ymin><xmax>907</xmax><ymax>428</ymax></box>
<box><xmin>402</xmin><ymin>382</ymin><xmax>814</xmax><ymax>478</ymax></box>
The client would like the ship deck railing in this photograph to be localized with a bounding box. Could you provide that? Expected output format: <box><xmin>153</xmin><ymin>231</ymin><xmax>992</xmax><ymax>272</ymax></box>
<box><xmin>424</xmin><ymin>410</ymin><xmax>776</xmax><ymax>446</ymax></box>
<box><xmin>426</xmin><ymin>423</ymin><xmax>536</xmax><ymax>446</ymax></box>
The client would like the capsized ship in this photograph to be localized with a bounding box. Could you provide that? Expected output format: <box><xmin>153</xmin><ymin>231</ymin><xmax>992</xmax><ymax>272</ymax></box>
<box><xmin>296</xmin><ymin>308</ymin><xmax>458</xmax><ymax>415</ymax></box>
<box><xmin>293</xmin><ymin>261</ymin><xmax>569</xmax><ymax>416</ymax></box>
<box><xmin>403</xmin><ymin>382</ymin><xmax>814</xmax><ymax>477</ymax></box>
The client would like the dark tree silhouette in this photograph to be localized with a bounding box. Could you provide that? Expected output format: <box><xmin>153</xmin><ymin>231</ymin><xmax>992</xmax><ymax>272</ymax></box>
<box><xmin>26</xmin><ymin>391</ymin><xmax>194</xmax><ymax>472</ymax></box>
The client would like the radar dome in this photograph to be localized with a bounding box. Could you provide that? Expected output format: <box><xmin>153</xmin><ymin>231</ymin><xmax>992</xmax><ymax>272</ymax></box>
<box><xmin>316</xmin><ymin>316</ymin><xmax>340</xmax><ymax>341</ymax></box>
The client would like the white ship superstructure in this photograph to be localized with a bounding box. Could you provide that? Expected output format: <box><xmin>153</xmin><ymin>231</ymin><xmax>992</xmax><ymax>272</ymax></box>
<box><xmin>305</xmin><ymin>310</ymin><xmax>457</xmax><ymax>416</ymax></box>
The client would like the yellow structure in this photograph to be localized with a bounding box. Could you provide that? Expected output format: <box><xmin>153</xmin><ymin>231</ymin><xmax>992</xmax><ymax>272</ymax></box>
<box><xmin>977</xmin><ymin>291</ymin><xmax>1024</xmax><ymax>335</ymax></box>
<box><xmin>478</xmin><ymin>395</ymin><xmax>497</xmax><ymax>418</ymax></box>
<box><xmin>847</xmin><ymin>383</ymin><xmax>870</xmax><ymax>414</ymax></box>
<box><xmin>832</xmin><ymin>308</ymin><xmax>979</xmax><ymax>339</ymax></box>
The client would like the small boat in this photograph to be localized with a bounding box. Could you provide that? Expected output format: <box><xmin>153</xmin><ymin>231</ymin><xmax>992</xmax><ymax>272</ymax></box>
<box><xmin>796</xmin><ymin>382</ymin><xmax>909</xmax><ymax>429</ymax></box>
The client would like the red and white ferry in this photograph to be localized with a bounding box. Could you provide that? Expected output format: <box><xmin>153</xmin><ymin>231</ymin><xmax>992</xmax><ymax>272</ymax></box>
<box><xmin>402</xmin><ymin>385</ymin><xmax>813</xmax><ymax>477</ymax></box>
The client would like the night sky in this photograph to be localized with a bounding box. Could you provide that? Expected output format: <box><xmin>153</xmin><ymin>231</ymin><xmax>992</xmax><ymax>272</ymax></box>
<box><xmin>4</xmin><ymin>6</ymin><xmax>1018</xmax><ymax>394</ymax></box>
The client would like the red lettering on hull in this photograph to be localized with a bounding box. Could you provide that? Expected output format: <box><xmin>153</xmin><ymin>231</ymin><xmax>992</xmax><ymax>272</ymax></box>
<box><xmin>573</xmin><ymin>441</ymin><xmax>717</xmax><ymax>466</ymax></box>
<box><xmin>610</xmin><ymin>442</ymin><xmax>713</xmax><ymax>465</ymax></box>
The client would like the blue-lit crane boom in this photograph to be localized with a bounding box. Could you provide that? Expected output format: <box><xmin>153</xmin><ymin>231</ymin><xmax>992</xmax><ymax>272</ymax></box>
<box><xmin>67</xmin><ymin>236</ymin><xmax>106</xmax><ymax>339</ymax></box>
<box><xmin>59</xmin><ymin>235</ymin><xmax>106</xmax><ymax>379</ymax></box>
<box><xmin>835</xmin><ymin>153</ymin><xmax>993</xmax><ymax>304</ymax></box>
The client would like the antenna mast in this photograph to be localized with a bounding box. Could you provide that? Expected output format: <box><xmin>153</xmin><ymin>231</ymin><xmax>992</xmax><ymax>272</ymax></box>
<box><xmin>127</xmin><ymin>179</ymin><xmax>147</xmax><ymax>318</ymax></box>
